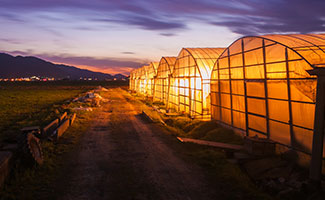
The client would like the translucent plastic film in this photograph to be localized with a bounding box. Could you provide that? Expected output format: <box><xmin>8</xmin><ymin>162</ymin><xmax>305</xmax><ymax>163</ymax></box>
<box><xmin>170</xmin><ymin>48</ymin><xmax>225</xmax><ymax>119</ymax></box>
<box><xmin>211</xmin><ymin>34</ymin><xmax>325</xmax><ymax>155</ymax></box>
<box><xmin>154</xmin><ymin>57</ymin><xmax>176</xmax><ymax>105</ymax></box>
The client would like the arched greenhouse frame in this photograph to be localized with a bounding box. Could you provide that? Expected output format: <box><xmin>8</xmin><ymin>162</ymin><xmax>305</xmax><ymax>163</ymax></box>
<box><xmin>210</xmin><ymin>34</ymin><xmax>325</xmax><ymax>157</ymax></box>
<box><xmin>169</xmin><ymin>48</ymin><xmax>225</xmax><ymax>119</ymax></box>
<box><xmin>154</xmin><ymin>57</ymin><xmax>176</xmax><ymax>105</ymax></box>
<box><xmin>145</xmin><ymin>62</ymin><xmax>159</xmax><ymax>97</ymax></box>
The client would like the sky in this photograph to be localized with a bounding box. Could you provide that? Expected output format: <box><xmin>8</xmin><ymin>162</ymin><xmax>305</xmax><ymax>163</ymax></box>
<box><xmin>0</xmin><ymin>0</ymin><xmax>325</xmax><ymax>75</ymax></box>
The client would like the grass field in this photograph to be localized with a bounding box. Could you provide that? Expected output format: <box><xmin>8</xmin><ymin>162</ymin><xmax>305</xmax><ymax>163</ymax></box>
<box><xmin>0</xmin><ymin>81</ymin><xmax>127</xmax><ymax>141</ymax></box>
<box><xmin>0</xmin><ymin>86</ymin><xmax>84</xmax><ymax>141</ymax></box>
<box><xmin>0</xmin><ymin>102</ymin><xmax>100</xmax><ymax>200</ymax></box>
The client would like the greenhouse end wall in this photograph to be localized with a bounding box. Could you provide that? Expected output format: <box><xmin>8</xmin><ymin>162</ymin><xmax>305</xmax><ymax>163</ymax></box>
<box><xmin>154</xmin><ymin>57</ymin><xmax>176</xmax><ymax>105</ymax></box>
<box><xmin>145</xmin><ymin>62</ymin><xmax>159</xmax><ymax>97</ymax></box>
<box><xmin>129</xmin><ymin>69</ymin><xmax>136</xmax><ymax>91</ymax></box>
<box><xmin>169</xmin><ymin>48</ymin><xmax>225</xmax><ymax>120</ymax></box>
<box><xmin>137</xmin><ymin>66</ymin><xmax>148</xmax><ymax>94</ymax></box>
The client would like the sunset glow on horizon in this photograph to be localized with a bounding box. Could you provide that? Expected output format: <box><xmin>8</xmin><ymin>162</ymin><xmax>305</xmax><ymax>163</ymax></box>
<box><xmin>1</xmin><ymin>0</ymin><xmax>325</xmax><ymax>75</ymax></box>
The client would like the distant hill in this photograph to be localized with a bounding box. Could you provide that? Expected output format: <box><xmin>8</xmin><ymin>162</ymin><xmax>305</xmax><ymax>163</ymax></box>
<box><xmin>0</xmin><ymin>53</ymin><xmax>127</xmax><ymax>80</ymax></box>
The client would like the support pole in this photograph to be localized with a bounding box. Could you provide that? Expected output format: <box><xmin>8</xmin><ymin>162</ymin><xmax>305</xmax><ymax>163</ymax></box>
<box><xmin>308</xmin><ymin>69</ymin><xmax>325</xmax><ymax>184</ymax></box>
<box><xmin>262</xmin><ymin>39</ymin><xmax>270</xmax><ymax>139</ymax></box>
<box><xmin>227</xmin><ymin>49</ymin><xmax>234</xmax><ymax>126</ymax></box>
<box><xmin>285</xmin><ymin>48</ymin><xmax>294</xmax><ymax>146</ymax></box>
<box><xmin>241</xmin><ymin>39</ymin><xmax>249</xmax><ymax>136</ymax></box>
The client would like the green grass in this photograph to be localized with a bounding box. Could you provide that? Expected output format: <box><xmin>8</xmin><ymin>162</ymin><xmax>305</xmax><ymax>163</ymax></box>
<box><xmin>127</xmin><ymin>92</ymin><xmax>244</xmax><ymax>145</ymax></box>
<box><xmin>0</xmin><ymin>83</ymin><xmax>101</xmax><ymax>141</ymax></box>
<box><xmin>186</xmin><ymin>121</ymin><xmax>244</xmax><ymax>145</ymax></box>
<box><xmin>181</xmin><ymin>145</ymin><xmax>271</xmax><ymax>199</ymax></box>
<box><xmin>165</xmin><ymin>115</ymin><xmax>243</xmax><ymax>145</ymax></box>
<box><xmin>0</xmin><ymin>109</ymin><xmax>98</xmax><ymax>200</ymax></box>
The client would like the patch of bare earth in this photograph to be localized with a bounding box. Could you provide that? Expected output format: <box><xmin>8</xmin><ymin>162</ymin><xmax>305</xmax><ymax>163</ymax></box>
<box><xmin>58</xmin><ymin>89</ymin><xmax>217</xmax><ymax>200</ymax></box>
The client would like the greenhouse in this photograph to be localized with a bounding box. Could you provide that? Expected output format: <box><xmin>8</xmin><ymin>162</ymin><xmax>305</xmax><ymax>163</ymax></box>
<box><xmin>169</xmin><ymin>48</ymin><xmax>225</xmax><ymax>119</ymax></box>
<box><xmin>144</xmin><ymin>62</ymin><xmax>159</xmax><ymax>97</ymax></box>
<box><xmin>134</xmin><ymin>68</ymin><xmax>142</xmax><ymax>93</ymax></box>
<box><xmin>129</xmin><ymin>69</ymin><xmax>136</xmax><ymax>91</ymax></box>
<box><xmin>210</xmin><ymin>34</ymin><xmax>325</xmax><ymax>157</ymax></box>
<box><xmin>154</xmin><ymin>57</ymin><xmax>176</xmax><ymax>105</ymax></box>
<box><xmin>137</xmin><ymin>66</ymin><xmax>147</xmax><ymax>94</ymax></box>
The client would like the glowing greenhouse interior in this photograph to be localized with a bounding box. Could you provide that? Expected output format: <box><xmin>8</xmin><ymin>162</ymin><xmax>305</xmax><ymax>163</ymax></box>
<box><xmin>154</xmin><ymin>57</ymin><xmax>176</xmax><ymax>105</ymax></box>
<box><xmin>129</xmin><ymin>69</ymin><xmax>136</xmax><ymax>91</ymax></box>
<box><xmin>210</xmin><ymin>34</ymin><xmax>325</xmax><ymax>156</ymax></box>
<box><xmin>169</xmin><ymin>48</ymin><xmax>225</xmax><ymax>120</ymax></box>
<box><xmin>145</xmin><ymin>62</ymin><xmax>159</xmax><ymax>97</ymax></box>
<box><xmin>138</xmin><ymin>65</ymin><xmax>148</xmax><ymax>94</ymax></box>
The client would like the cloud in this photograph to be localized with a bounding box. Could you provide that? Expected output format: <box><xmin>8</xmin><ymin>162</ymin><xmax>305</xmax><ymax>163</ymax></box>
<box><xmin>0</xmin><ymin>0</ymin><xmax>186</xmax><ymax>31</ymax></box>
<box><xmin>0</xmin><ymin>12</ymin><xmax>25</xmax><ymax>22</ymax></box>
<box><xmin>123</xmin><ymin>15</ymin><xmax>185</xmax><ymax>31</ymax></box>
<box><xmin>3</xmin><ymin>49</ymin><xmax>35</xmax><ymax>55</ymax></box>
<box><xmin>93</xmin><ymin>15</ymin><xmax>186</xmax><ymax>31</ymax></box>
<box><xmin>44</xmin><ymin>55</ymin><xmax>145</xmax><ymax>68</ymax></box>
<box><xmin>0</xmin><ymin>38</ymin><xmax>22</xmax><ymax>44</ymax></box>
<box><xmin>121</xmin><ymin>52</ymin><xmax>135</xmax><ymax>55</ymax></box>
<box><xmin>1</xmin><ymin>0</ymin><xmax>325</xmax><ymax>35</ymax></box>
<box><xmin>46</xmin><ymin>55</ymin><xmax>148</xmax><ymax>75</ymax></box>
<box><xmin>160</xmin><ymin>33</ymin><xmax>177</xmax><ymax>37</ymax></box>
<box><xmin>209</xmin><ymin>0</ymin><xmax>325</xmax><ymax>35</ymax></box>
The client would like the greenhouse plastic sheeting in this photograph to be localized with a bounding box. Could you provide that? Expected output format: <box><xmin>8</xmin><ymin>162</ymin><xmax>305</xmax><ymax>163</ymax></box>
<box><xmin>170</xmin><ymin>48</ymin><xmax>225</xmax><ymax>119</ymax></box>
<box><xmin>154</xmin><ymin>57</ymin><xmax>176</xmax><ymax>105</ymax></box>
<box><xmin>211</xmin><ymin>34</ymin><xmax>325</xmax><ymax>156</ymax></box>
<box><xmin>145</xmin><ymin>62</ymin><xmax>159</xmax><ymax>96</ymax></box>
<box><xmin>129</xmin><ymin>69</ymin><xmax>137</xmax><ymax>91</ymax></box>
<box><xmin>134</xmin><ymin>68</ymin><xmax>142</xmax><ymax>93</ymax></box>
<box><xmin>137</xmin><ymin>66</ymin><xmax>148</xmax><ymax>94</ymax></box>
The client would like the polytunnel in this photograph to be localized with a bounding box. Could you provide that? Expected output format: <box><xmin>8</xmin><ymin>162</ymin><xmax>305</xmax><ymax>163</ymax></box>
<box><xmin>144</xmin><ymin>62</ymin><xmax>159</xmax><ymax>97</ymax></box>
<box><xmin>129</xmin><ymin>69</ymin><xmax>136</xmax><ymax>91</ymax></box>
<box><xmin>169</xmin><ymin>48</ymin><xmax>225</xmax><ymax>119</ymax></box>
<box><xmin>138</xmin><ymin>66</ymin><xmax>148</xmax><ymax>94</ymax></box>
<box><xmin>210</xmin><ymin>34</ymin><xmax>325</xmax><ymax>157</ymax></box>
<box><xmin>154</xmin><ymin>57</ymin><xmax>176</xmax><ymax>105</ymax></box>
<box><xmin>134</xmin><ymin>68</ymin><xmax>141</xmax><ymax>93</ymax></box>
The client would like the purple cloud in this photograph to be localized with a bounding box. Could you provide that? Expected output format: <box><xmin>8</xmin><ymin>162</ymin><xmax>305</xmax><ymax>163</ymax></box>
<box><xmin>210</xmin><ymin>0</ymin><xmax>325</xmax><ymax>35</ymax></box>
<box><xmin>160</xmin><ymin>33</ymin><xmax>177</xmax><ymax>37</ymax></box>
<box><xmin>0</xmin><ymin>0</ymin><xmax>324</xmax><ymax>37</ymax></box>
<box><xmin>0</xmin><ymin>38</ymin><xmax>22</xmax><ymax>44</ymax></box>
<box><xmin>121</xmin><ymin>52</ymin><xmax>135</xmax><ymax>55</ymax></box>
<box><xmin>0</xmin><ymin>12</ymin><xmax>25</xmax><ymax>22</ymax></box>
<box><xmin>94</xmin><ymin>15</ymin><xmax>186</xmax><ymax>31</ymax></box>
<box><xmin>43</xmin><ymin>55</ymin><xmax>145</xmax><ymax>69</ymax></box>
<box><xmin>121</xmin><ymin>15</ymin><xmax>185</xmax><ymax>31</ymax></box>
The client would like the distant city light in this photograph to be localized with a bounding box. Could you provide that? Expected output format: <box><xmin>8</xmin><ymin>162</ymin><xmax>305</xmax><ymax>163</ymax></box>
<box><xmin>0</xmin><ymin>76</ymin><xmax>125</xmax><ymax>81</ymax></box>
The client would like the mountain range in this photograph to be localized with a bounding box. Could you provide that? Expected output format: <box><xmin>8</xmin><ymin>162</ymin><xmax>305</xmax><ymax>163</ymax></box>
<box><xmin>0</xmin><ymin>53</ymin><xmax>127</xmax><ymax>80</ymax></box>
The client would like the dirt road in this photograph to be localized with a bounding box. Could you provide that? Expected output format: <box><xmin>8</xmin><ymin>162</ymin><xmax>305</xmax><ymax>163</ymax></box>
<box><xmin>59</xmin><ymin>88</ymin><xmax>217</xmax><ymax>200</ymax></box>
